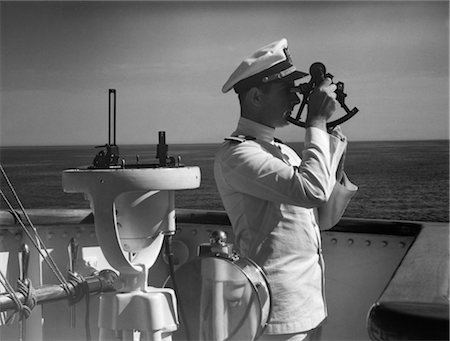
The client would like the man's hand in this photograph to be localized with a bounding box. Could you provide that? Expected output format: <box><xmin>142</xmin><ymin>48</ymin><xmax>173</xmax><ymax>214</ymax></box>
<box><xmin>306</xmin><ymin>78</ymin><xmax>337</xmax><ymax>131</ymax></box>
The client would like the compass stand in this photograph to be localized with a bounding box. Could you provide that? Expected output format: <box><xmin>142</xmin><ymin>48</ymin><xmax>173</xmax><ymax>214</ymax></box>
<box><xmin>62</xmin><ymin>90</ymin><xmax>201</xmax><ymax>341</ymax></box>
<box><xmin>63</xmin><ymin>166</ymin><xmax>200</xmax><ymax>341</ymax></box>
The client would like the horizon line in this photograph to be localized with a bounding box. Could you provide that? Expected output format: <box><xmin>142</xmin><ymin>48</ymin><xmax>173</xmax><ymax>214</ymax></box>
<box><xmin>1</xmin><ymin>138</ymin><xmax>449</xmax><ymax>149</ymax></box>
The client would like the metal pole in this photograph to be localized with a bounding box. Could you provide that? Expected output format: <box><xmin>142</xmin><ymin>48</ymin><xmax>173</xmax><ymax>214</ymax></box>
<box><xmin>108</xmin><ymin>89</ymin><xmax>117</xmax><ymax>145</ymax></box>
<box><xmin>113</xmin><ymin>89</ymin><xmax>116</xmax><ymax>145</ymax></box>
<box><xmin>0</xmin><ymin>271</ymin><xmax>118</xmax><ymax>312</ymax></box>
<box><xmin>108</xmin><ymin>90</ymin><xmax>112</xmax><ymax>145</ymax></box>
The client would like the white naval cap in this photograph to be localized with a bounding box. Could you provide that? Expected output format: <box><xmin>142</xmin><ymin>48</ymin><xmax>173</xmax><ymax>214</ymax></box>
<box><xmin>222</xmin><ymin>38</ymin><xmax>308</xmax><ymax>94</ymax></box>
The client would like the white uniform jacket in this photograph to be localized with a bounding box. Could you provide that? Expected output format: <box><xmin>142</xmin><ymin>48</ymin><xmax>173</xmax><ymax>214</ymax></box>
<box><xmin>214</xmin><ymin>117</ymin><xmax>357</xmax><ymax>334</ymax></box>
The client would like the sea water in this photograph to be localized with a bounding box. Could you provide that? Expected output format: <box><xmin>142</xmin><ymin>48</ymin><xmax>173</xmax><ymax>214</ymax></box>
<box><xmin>0</xmin><ymin>140</ymin><xmax>448</xmax><ymax>222</ymax></box>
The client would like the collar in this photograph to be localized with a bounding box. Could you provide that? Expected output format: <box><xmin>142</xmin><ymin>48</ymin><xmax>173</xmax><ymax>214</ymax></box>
<box><xmin>232</xmin><ymin>117</ymin><xmax>275</xmax><ymax>143</ymax></box>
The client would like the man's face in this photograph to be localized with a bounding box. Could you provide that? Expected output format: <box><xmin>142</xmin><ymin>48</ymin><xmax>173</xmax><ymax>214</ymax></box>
<box><xmin>260</xmin><ymin>81</ymin><xmax>300</xmax><ymax>128</ymax></box>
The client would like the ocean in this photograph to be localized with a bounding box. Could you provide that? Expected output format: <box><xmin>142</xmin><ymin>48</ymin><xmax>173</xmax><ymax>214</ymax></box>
<box><xmin>0</xmin><ymin>140</ymin><xmax>448</xmax><ymax>222</ymax></box>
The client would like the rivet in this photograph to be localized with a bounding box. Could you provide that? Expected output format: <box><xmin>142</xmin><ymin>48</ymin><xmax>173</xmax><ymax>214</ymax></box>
<box><xmin>365</xmin><ymin>240</ymin><xmax>371</xmax><ymax>246</ymax></box>
<box><xmin>15</xmin><ymin>233</ymin><xmax>22</xmax><ymax>241</ymax></box>
<box><xmin>331</xmin><ymin>238</ymin><xmax>337</xmax><ymax>244</ymax></box>
<box><xmin>100</xmin><ymin>179</ymin><xmax>105</xmax><ymax>184</ymax></box>
<box><xmin>47</xmin><ymin>232</ymin><xmax>53</xmax><ymax>240</ymax></box>
<box><xmin>381</xmin><ymin>241</ymin><xmax>388</xmax><ymax>247</ymax></box>
<box><xmin>62</xmin><ymin>232</ymin><xmax>68</xmax><ymax>238</ymax></box>
<box><xmin>347</xmin><ymin>239</ymin><xmax>354</xmax><ymax>245</ymax></box>
<box><xmin>399</xmin><ymin>241</ymin><xmax>406</xmax><ymax>248</ymax></box>
<box><xmin>191</xmin><ymin>229</ymin><xmax>197</xmax><ymax>236</ymax></box>
<box><xmin>90</xmin><ymin>232</ymin><xmax>96</xmax><ymax>239</ymax></box>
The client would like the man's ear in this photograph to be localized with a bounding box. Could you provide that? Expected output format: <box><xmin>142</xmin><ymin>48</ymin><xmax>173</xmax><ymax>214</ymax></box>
<box><xmin>247</xmin><ymin>87</ymin><xmax>263</xmax><ymax>107</ymax></box>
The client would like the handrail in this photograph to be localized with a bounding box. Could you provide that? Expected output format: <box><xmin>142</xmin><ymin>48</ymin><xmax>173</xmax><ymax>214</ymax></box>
<box><xmin>175</xmin><ymin>208</ymin><xmax>422</xmax><ymax>236</ymax></box>
<box><xmin>1</xmin><ymin>208</ymin><xmax>423</xmax><ymax>237</ymax></box>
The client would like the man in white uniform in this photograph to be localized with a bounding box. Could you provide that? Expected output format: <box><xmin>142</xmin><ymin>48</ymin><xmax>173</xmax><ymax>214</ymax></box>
<box><xmin>214</xmin><ymin>38</ymin><xmax>358</xmax><ymax>340</ymax></box>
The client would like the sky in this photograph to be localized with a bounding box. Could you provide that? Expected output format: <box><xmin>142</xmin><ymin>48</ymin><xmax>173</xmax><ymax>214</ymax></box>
<box><xmin>1</xmin><ymin>1</ymin><xmax>448</xmax><ymax>146</ymax></box>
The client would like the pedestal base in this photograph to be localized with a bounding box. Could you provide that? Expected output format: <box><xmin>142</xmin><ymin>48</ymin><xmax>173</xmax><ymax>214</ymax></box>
<box><xmin>98</xmin><ymin>287</ymin><xmax>178</xmax><ymax>341</ymax></box>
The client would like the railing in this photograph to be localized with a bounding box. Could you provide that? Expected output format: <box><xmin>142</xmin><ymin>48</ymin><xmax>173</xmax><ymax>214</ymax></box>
<box><xmin>1</xmin><ymin>208</ymin><xmax>448</xmax><ymax>341</ymax></box>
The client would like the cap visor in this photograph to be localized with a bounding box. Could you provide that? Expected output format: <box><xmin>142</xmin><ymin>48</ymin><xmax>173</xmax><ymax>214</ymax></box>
<box><xmin>282</xmin><ymin>70</ymin><xmax>308</xmax><ymax>83</ymax></box>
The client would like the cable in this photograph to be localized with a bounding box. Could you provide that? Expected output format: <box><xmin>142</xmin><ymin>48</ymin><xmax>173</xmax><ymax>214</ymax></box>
<box><xmin>0</xmin><ymin>270</ymin><xmax>25</xmax><ymax>324</ymax></box>
<box><xmin>164</xmin><ymin>234</ymin><xmax>192</xmax><ymax>341</ymax></box>
<box><xmin>0</xmin><ymin>165</ymin><xmax>70</xmax><ymax>291</ymax></box>
<box><xmin>0</xmin><ymin>190</ymin><xmax>70</xmax><ymax>292</ymax></box>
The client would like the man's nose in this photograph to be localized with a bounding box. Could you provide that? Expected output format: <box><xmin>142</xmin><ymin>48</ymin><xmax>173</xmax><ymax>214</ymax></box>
<box><xmin>291</xmin><ymin>92</ymin><xmax>300</xmax><ymax>106</ymax></box>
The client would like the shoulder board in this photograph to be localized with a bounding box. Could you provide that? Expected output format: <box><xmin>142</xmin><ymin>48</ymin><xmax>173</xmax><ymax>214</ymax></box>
<box><xmin>224</xmin><ymin>135</ymin><xmax>256</xmax><ymax>143</ymax></box>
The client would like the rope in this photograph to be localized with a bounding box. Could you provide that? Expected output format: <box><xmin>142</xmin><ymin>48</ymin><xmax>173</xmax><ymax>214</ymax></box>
<box><xmin>67</xmin><ymin>271</ymin><xmax>88</xmax><ymax>306</ymax></box>
<box><xmin>0</xmin><ymin>165</ymin><xmax>70</xmax><ymax>293</ymax></box>
<box><xmin>0</xmin><ymin>270</ymin><xmax>26</xmax><ymax>324</ymax></box>
<box><xmin>0</xmin><ymin>190</ymin><xmax>71</xmax><ymax>293</ymax></box>
<box><xmin>0</xmin><ymin>164</ymin><xmax>95</xmax><ymax>339</ymax></box>
<box><xmin>0</xmin><ymin>165</ymin><xmax>69</xmax><ymax>284</ymax></box>
<box><xmin>0</xmin><ymin>270</ymin><xmax>20</xmax><ymax>324</ymax></box>
<box><xmin>0</xmin><ymin>165</ymin><xmax>95</xmax><ymax>340</ymax></box>
<box><xmin>16</xmin><ymin>279</ymin><xmax>37</xmax><ymax>321</ymax></box>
